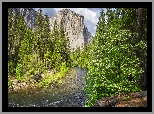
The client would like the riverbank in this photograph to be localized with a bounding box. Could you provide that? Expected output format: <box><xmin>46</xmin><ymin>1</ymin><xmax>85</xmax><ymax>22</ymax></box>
<box><xmin>8</xmin><ymin>68</ymin><xmax>75</xmax><ymax>93</ymax></box>
<box><xmin>93</xmin><ymin>91</ymin><xmax>147</xmax><ymax>107</ymax></box>
<box><xmin>8</xmin><ymin>67</ymin><xmax>88</xmax><ymax>107</ymax></box>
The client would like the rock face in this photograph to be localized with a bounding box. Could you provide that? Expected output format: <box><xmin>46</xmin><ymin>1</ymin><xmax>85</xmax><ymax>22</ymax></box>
<box><xmin>83</xmin><ymin>25</ymin><xmax>93</xmax><ymax>44</ymax></box>
<box><xmin>10</xmin><ymin>8</ymin><xmax>37</xmax><ymax>29</ymax></box>
<box><xmin>49</xmin><ymin>8</ymin><xmax>93</xmax><ymax>51</ymax></box>
<box><xmin>10</xmin><ymin>8</ymin><xmax>93</xmax><ymax>51</ymax></box>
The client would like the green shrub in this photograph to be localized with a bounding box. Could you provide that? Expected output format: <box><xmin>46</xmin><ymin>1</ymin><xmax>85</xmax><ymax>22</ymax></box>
<box><xmin>84</xmin><ymin>9</ymin><xmax>144</xmax><ymax>106</ymax></box>
<box><xmin>123</xmin><ymin>95</ymin><xmax>131</xmax><ymax>101</ymax></box>
<box><xmin>84</xmin><ymin>29</ymin><xmax>143</xmax><ymax>107</ymax></box>
<box><xmin>15</xmin><ymin>63</ymin><xmax>23</xmax><ymax>82</ymax></box>
<box><xmin>8</xmin><ymin>77</ymin><xmax>13</xmax><ymax>86</ymax></box>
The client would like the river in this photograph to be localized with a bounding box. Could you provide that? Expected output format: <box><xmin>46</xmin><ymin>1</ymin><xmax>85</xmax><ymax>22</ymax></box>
<box><xmin>8</xmin><ymin>67</ymin><xmax>88</xmax><ymax>107</ymax></box>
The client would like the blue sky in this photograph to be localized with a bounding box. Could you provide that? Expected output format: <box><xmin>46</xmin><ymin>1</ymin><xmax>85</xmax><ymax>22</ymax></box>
<box><xmin>34</xmin><ymin>8</ymin><xmax>105</xmax><ymax>36</ymax></box>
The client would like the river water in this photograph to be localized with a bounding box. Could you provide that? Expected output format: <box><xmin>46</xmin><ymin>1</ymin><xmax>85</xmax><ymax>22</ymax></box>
<box><xmin>8</xmin><ymin>67</ymin><xmax>88</xmax><ymax>107</ymax></box>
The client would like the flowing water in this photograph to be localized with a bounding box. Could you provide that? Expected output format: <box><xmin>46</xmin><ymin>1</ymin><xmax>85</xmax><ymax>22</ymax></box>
<box><xmin>8</xmin><ymin>67</ymin><xmax>88</xmax><ymax>107</ymax></box>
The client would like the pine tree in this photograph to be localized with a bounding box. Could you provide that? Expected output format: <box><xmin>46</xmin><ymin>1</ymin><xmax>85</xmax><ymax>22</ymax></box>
<box><xmin>8</xmin><ymin>8</ymin><xmax>14</xmax><ymax>76</ymax></box>
<box><xmin>42</xmin><ymin>14</ymin><xmax>51</xmax><ymax>51</ymax></box>
<box><xmin>34</xmin><ymin>8</ymin><xmax>44</xmax><ymax>60</ymax></box>
<box><xmin>59</xmin><ymin>18</ymin><xmax>71</xmax><ymax>66</ymax></box>
<box><xmin>43</xmin><ymin>14</ymin><xmax>53</xmax><ymax>70</ymax></box>
<box><xmin>8</xmin><ymin>8</ymin><xmax>27</xmax><ymax>77</ymax></box>
<box><xmin>51</xmin><ymin>20</ymin><xmax>62</xmax><ymax>71</ymax></box>
<box><xmin>18</xmin><ymin>28</ymin><xmax>35</xmax><ymax>76</ymax></box>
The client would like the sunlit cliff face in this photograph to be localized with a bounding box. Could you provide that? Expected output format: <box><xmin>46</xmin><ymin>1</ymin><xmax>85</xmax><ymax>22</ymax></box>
<box><xmin>49</xmin><ymin>9</ymin><xmax>93</xmax><ymax>52</ymax></box>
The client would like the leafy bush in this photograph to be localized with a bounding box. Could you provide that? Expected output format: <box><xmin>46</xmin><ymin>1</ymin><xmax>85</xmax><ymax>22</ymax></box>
<box><xmin>15</xmin><ymin>63</ymin><xmax>23</xmax><ymax>82</ymax></box>
<box><xmin>123</xmin><ymin>95</ymin><xmax>131</xmax><ymax>101</ymax></box>
<box><xmin>38</xmin><ymin>73</ymin><xmax>54</xmax><ymax>88</ymax></box>
<box><xmin>84</xmin><ymin>8</ymin><xmax>145</xmax><ymax>107</ymax></box>
<box><xmin>38</xmin><ymin>62</ymin><xmax>69</xmax><ymax>88</ymax></box>
<box><xmin>8</xmin><ymin>77</ymin><xmax>13</xmax><ymax>86</ymax></box>
<box><xmin>84</xmin><ymin>29</ymin><xmax>143</xmax><ymax>106</ymax></box>
<box><xmin>59</xmin><ymin>62</ymin><xmax>69</xmax><ymax>77</ymax></box>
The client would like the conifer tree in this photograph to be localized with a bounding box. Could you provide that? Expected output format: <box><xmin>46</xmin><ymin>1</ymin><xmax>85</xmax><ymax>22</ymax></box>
<box><xmin>34</xmin><ymin>8</ymin><xmax>44</xmax><ymax>60</ymax></box>
<box><xmin>38</xmin><ymin>13</ymin><xmax>52</xmax><ymax>70</ymax></box>
<box><xmin>18</xmin><ymin>28</ymin><xmax>35</xmax><ymax>76</ymax></box>
<box><xmin>8</xmin><ymin>8</ymin><xmax>27</xmax><ymax>77</ymax></box>
<box><xmin>42</xmin><ymin>14</ymin><xmax>51</xmax><ymax>51</ymax></box>
<box><xmin>51</xmin><ymin>20</ymin><xmax>62</xmax><ymax>71</ymax></box>
<box><xmin>59</xmin><ymin>18</ymin><xmax>71</xmax><ymax>66</ymax></box>
<box><xmin>43</xmin><ymin>14</ymin><xmax>53</xmax><ymax>70</ymax></box>
<box><xmin>8</xmin><ymin>8</ymin><xmax>14</xmax><ymax>76</ymax></box>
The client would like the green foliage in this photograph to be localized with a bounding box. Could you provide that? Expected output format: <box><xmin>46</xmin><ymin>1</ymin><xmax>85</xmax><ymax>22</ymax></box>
<box><xmin>8</xmin><ymin>8</ymin><xmax>72</xmax><ymax>89</ymax></box>
<box><xmin>123</xmin><ymin>95</ymin><xmax>131</xmax><ymax>101</ymax></box>
<box><xmin>15</xmin><ymin>63</ymin><xmax>23</xmax><ymax>82</ymax></box>
<box><xmin>8</xmin><ymin>8</ymin><xmax>27</xmax><ymax>76</ymax></box>
<box><xmin>59</xmin><ymin>19</ymin><xmax>71</xmax><ymax>66</ymax></box>
<box><xmin>8</xmin><ymin>77</ymin><xmax>13</xmax><ymax>86</ymax></box>
<box><xmin>38</xmin><ymin>62</ymin><xmax>69</xmax><ymax>88</ymax></box>
<box><xmin>8</xmin><ymin>61</ymin><xmax>15</xmax><ymax>77</ymax></box>
<box><xmin>8</xmin><ymin>8</ymin><xmax>147</xmax><ymax>108</ymax></box>
<box><xmin>38</xmin><ymin>73</ymin><xmax>54</xmax><ymax>88</ymax></box>
<box><xmin>84</xmin><ymin>8</ymin><xmax>146</xmax><ymax>107</ymax></box>
<box><xmin>59</xmin><ymin>62</ymin><xmax>69</xmax><ymax>78</ymax></box>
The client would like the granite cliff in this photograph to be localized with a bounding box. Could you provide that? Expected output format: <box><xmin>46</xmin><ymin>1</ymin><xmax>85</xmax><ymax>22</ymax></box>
<box><xmin>10</xmin><ymin>8</ymin><xmax>37</xmax><ymax>29</ymax></box>
<box><xmin>49</xmin><ymin>8</ymin><xmax>93</xmax><ymax>51</ymax></box>
<box><xmin>10</xmin><ymin>8</ymin><xmax>93</xmax><ymax>51</ymax></box>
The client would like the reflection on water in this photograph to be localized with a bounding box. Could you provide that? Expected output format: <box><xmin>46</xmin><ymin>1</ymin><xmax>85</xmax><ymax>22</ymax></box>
<box><xmin>8</xmin><ymin>67</ymin><xmax>88</xmax><ymax>107</ymax></box>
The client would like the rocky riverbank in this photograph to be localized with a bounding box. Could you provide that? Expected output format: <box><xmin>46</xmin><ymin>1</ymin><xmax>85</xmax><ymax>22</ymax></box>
<box><xmin>8</xmin><ymin>70</ymin><xmax>57</xmax><ymax>93</ymax></box>
<box><xmin>8</xmin><ymin>68</ymin><xmax>82</xmax><ymax>93</ymax></box>
<box><xmin>8</xmin><ymin>79</ymin><xmax>40</xmax><ymax>93</ymax></box>
<box><xmin>93</xmin><ymin>91</ymin><xmax>147</xmax><ymax>107</ymax></box>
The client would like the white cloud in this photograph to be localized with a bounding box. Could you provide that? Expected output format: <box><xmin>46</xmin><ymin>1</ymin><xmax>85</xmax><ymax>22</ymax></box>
<box><xmin>70</xmin><ymin>8</ymin><xmax>98</xmax><ymax>24</ymax></box>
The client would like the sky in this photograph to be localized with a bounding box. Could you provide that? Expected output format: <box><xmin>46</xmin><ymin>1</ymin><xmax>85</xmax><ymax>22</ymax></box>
<box><xmin>34</xmin><ymin>8</ymin><xmax>105</xmax><ymax>37</ymax></box>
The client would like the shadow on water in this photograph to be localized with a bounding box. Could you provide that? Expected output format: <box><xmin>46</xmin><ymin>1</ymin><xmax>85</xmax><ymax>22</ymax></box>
<box><xmin>8</xmin><ymin>67</ymin><xmax>88</xmax><ymax>107</ymax></box>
